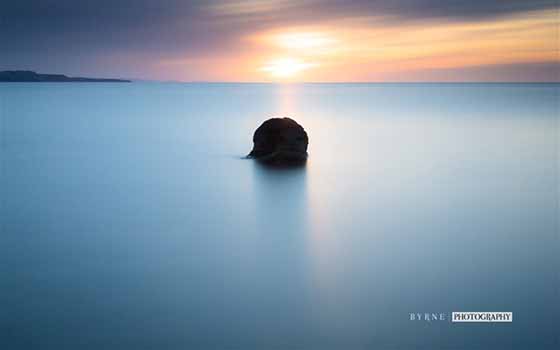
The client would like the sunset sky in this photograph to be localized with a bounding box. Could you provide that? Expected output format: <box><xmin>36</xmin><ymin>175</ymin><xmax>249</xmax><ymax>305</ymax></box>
<box><xmin>1</xmin><ymin>0</ymin><xmax>559</xmax><ymax>82</ymax></box>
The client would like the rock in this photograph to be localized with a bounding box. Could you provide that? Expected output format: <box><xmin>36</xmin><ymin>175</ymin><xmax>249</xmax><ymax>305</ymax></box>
<box><xmin>248</xmin><ymin>117</ymin><xmax>308</xmax><ymax>163</ymax></box>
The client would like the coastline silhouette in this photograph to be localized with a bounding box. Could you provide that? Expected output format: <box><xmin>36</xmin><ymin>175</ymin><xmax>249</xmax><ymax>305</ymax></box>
<box><xmin>0</xmin><ymin>70</ymin><xmax>130</xmax><ymax>82</ymax></box>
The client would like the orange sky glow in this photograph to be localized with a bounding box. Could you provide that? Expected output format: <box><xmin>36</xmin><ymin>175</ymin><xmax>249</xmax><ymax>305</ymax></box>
<box><xmin>158</xmin><ymin>8</ymin><xmax>559</xmax><ymax>82</ymax></box>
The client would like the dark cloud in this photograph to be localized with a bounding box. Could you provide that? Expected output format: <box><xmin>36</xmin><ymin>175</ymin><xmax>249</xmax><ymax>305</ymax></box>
<box><xmin>1</xmin><ymin>1</ymin><xmax>203</xmax><ymax>51</ymax></box>
<box><xmin>4</xmin><ymin>1</ymin><xmax>556</xmax><ymax>21</ymax></box>
<box><xmin>337</xmin><ymin>1</ymin><xmax>558</xmax><ymax>20</ymax></box>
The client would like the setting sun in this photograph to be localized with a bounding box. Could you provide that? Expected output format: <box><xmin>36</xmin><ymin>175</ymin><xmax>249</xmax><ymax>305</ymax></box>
<box><xmin>260</xmin><ymin>57</ymin><xmax>317</xmax><ymax>78</ymax></box>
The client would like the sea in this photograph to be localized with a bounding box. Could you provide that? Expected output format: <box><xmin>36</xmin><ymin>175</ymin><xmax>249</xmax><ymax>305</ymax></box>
<box><xmin>1</xmin><ymin>83</ymin><xmax>558</xmax><ymax>349</ymax></box>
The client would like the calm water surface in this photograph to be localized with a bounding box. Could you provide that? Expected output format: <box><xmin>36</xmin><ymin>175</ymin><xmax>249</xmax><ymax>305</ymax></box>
<box><xmin>1</xmin><ymin>83</ymin><xmax>558</xmax><ymax>349</ymax></box>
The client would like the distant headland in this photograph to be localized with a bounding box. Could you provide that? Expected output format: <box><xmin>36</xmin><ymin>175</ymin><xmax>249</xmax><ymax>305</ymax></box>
<box><xmin>0</xmin><ymin>70</ymin><xmax>130</xmax><ymax>82</ymax></box>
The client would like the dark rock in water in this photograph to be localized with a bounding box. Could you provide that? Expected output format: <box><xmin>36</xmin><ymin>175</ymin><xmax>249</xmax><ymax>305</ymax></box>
<box><xmin>248</xmin><ymin>117</ymin><xmax>308</xmax><ymax>163</ymax></box>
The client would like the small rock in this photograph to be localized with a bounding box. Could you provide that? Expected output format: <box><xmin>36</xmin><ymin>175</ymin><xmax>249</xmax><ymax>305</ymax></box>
<box><xmin>248</xmin><ymin>117</ymin><xmax>308</xmax><ymax>163</ymax></box>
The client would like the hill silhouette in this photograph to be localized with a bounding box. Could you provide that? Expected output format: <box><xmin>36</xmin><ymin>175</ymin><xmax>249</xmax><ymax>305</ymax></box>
<box><xmin>0</xmin><ymin>70</ymin><xmax>130</xmax><ymax>82</ymax></box>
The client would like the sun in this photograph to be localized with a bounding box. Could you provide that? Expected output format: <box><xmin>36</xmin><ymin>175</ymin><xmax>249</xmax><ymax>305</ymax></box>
<box><xmin>260</xmin><ymin>57</ymin><xmax>317</xmax><ymax>78</ymax></box>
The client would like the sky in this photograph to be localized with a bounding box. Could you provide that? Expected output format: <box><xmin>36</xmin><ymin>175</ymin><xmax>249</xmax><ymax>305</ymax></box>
<box><xmin>1</xmin><ymin>0</ymin><xmax>559</xmax><ymax>82</ymax></box>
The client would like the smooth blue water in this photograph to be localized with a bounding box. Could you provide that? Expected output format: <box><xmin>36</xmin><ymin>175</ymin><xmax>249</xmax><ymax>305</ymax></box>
<box><xmin>1</xmin><ymin>83</ymin><xmax>558</xmax><ymax>349</ymax></box>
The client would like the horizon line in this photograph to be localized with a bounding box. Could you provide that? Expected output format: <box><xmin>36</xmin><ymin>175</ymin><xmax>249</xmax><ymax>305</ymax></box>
<box><xmin>129</xmin><ymin>80</ymin><xmax>560</xmax><ymax>84</ymax></box>
<box><xmin>2</xmin><ymin>70</ymin><xmax>558</xmax><ymax>84</ymax></box>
